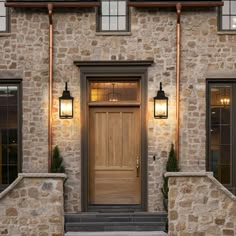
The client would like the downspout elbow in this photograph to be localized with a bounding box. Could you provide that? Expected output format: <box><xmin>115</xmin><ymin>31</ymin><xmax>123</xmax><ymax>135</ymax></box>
<box><xmin>176</xmin><ymin>2</ymin><xmax>182</xmax><ymax>23</ymax></box>
<box><xmin>48</xmin><ymin>3</ymin><xmax>53</xmax><ymax>24</ymax></box>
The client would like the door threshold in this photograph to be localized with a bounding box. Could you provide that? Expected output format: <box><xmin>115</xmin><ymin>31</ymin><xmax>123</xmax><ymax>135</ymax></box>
<box><xmin>87</xmin><ymin>204</ymin><xmax>144</xmax><ymax>213</ymax></box>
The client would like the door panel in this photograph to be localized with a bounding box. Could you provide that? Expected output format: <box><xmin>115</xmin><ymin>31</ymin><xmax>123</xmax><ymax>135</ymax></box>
<box><xmin>89</xmin><ymin>107</ymin><xmax>140</xmax><ymax>205</ymax></box>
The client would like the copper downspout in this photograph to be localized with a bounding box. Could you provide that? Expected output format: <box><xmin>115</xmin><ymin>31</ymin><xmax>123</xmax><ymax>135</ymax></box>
<box><xmin>48</xmin><ymin>4</ymin><xmax>53</xmax><ymax>171</ymax></box>
<box><xmin>176</xmin><ymin>3</ymin><xmax>181</xmax><ymax>161</ymax></box>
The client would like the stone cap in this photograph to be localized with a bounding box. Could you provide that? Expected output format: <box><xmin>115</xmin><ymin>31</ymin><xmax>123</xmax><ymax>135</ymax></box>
<box><xmin>0</xmin><ymin>173</ymin><xmax>67</xmax><ymax>200</ymax></box>
<box><xmin>165</xmin><ymin>171</ymin><xmax>213</xmax><ymax>177</ymax></box>
<box><xmin>165</xmin><ymin>171</ymin><xmax>236</xmax><ymax>201</ymax></box>
<box><xmin>18</xmin><ymin>173</ymin><xmax>67</xmax><ymax>178</ymax></box>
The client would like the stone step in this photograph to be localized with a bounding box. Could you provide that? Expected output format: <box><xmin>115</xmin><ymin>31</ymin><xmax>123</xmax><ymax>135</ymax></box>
<box><xmin>66</xmin><ymin>221</ymin><xmax>166</xmax><ymax>232</ymax></box>
<box><xmin>65</xmin><ymin>231</ymin><xmax>168</xmax><ymax>236</ymax></box>
<box><xmin>65</xmin><ymin>212</ymin><xmax>167</xmax><ymax>223</ymax></box>
<box><xmin>65</xmin><ymin>212</ymin><xmax>168</xmax><ymax>233</ymax></box>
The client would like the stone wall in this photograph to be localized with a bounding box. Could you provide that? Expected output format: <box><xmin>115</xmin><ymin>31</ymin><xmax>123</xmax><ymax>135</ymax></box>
<box><xmin>167</xmin><ymin>172</ymin><xmax>236</xmax><ymax>236</ymax></box>
<box><xmin>0</xmin><ymin>173</ymin><xmax>65</xmax><ymax>236</ymax></box>
<box><xmin>0</xmin><ymin>5</ymin><xmax>236</xmax><ymax>212</ymax></box>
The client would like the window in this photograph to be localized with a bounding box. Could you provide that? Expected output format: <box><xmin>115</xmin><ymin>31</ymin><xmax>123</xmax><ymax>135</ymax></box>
<box><xmin>0</xmin><ymin>81</ymin><xmax>21</xmax><ymax>191</ymax></box>
<box><xmin>207</xmin><ymin>81</ymin><xmax>236</xmax><ymax>194</ymax></box>
<box><xmin>0</xmin><ymin>0</ymin><xmax>9</xmax><ymax>32</ymax></box>
<box><xmin>98</xmin><ymin>0</ymin><xmax>129</xmax><ymax>32</ymax></box>
<box><xmin>89</xmin><ymin>81</ymin><xmax>139</xmax><ymax>102</ymax></box>
<box><xmin>219</xmin><ymin>0</ymin><xmax>236</xmax><ymax>30</ymax></box>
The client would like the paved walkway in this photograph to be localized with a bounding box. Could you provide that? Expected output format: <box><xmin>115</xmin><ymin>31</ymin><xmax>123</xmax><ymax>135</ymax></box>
<box><xmin>65</xmin><ymin>232</ymin><xmax>167</xmax><ymax>236</ymax></box>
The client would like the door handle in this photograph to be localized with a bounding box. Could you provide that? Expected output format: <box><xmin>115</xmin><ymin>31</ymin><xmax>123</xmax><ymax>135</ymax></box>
<box><xmin>136</xmin><ymin>157</ymin><xmax>140</xmax><ymax>177</ymax></box>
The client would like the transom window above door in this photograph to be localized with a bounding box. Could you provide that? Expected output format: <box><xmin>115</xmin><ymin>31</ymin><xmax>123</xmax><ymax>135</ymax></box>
<box><xmin>97</xmin><ymin>0</ymin><xmax>129</xmax><ymax>32</ymax></box>
<box><xmin>219</xmin><ymin>0</ymin><xmax>236</xmax><ymax>31</ymax></box>
<box><xmin>89</xmin><ymin>81</ymin><xmax>139</xmax><ymax>102</ymax></box>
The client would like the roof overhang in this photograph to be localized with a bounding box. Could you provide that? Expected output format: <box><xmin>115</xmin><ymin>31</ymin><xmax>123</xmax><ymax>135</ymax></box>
<box><xmin>5</xmin><ymin>0</ymin><xmax>223</xmax><ymax>8</ymax></box>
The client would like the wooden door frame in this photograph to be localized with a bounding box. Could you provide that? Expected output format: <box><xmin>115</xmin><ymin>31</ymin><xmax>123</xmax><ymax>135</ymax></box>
<box><xmin>74</xmin><ymin>60</ymin><xmax>153</xmax><ymax>212</ymax></box>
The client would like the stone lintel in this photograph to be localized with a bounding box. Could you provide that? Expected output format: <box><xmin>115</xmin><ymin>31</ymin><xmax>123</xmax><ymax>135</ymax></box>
<box><xmin>0</xmin><ymin>70</ymin><xmax>23</xmax><ymax>79</ymax></box>
<box><xmin>206</xmin><ymin>71</ymin><xmax>236</xmax><ymax>79</ymax></box>
<box><xmin>74</xmin><ymin>60</ymin><xmax>154</xmax><ymax>67</ymax></box>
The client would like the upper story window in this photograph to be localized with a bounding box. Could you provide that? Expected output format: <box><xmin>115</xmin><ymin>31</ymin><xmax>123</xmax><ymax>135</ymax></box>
<box><xmin>98</xmin><ymin>0</ymin><xmax>129</xmax><ymax>32</ymax></box>
<box><xmin>219</xmin><ymin>0</ymin><xmax>236</xmax><ymax>31</ymax></box>
<box><xmin>0</xmin><ymin>0</ymin><xmax>9</xmax><ymax>32</ymax></box>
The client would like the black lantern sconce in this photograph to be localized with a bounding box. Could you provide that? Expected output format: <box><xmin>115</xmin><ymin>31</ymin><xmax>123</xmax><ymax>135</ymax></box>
<box><xmin>59</xmin><ymin>82</ymin><xmax>74</xmax><ymax>119</ymax></box>
<box><xmin>153</xmin><ymin>82</ymin><xmax>168</xmax><ymax>119</ymax></box>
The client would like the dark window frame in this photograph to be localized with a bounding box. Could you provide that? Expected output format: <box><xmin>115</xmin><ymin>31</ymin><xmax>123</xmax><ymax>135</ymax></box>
<box><xmin>97</xmin><ymin>0</ymin><xmax>130</xmax><ymax>32</ymax></box>
<box><xmin>0</xmin><ymin>0</ymin><xmax>10</xmax><ymax>33</ymax></box>
<box><xmin>218</xmin><ymin>0</ymin><xmax>236</xmax><ymax>31</ymax></box>
<box><xmin>206</xmin><ymin>79</ymin><xmax>236</xmax><ymax>195</ymax></box>
<box><xmin>0</xmin><ymin>79</ymin><xmax>22</xmax><ymax>192</ymax></box>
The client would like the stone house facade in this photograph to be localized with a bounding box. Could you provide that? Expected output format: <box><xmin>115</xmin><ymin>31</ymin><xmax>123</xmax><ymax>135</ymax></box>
<box><xmin>0</xmin><ymin>0</ymin><xmax>235</xmax><ymax>216</ymax></box>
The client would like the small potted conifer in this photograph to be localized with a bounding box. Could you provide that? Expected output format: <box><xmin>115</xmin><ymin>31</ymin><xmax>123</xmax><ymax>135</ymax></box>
<box><xmin>51</xmin><ymin>145</ymin><xmax>65</xmax><ymax>173</ymax></box>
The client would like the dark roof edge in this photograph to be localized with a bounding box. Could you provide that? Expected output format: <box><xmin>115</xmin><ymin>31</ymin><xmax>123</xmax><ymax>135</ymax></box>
<box><xmin>128</xmin><ymin>1</ymin><xmax>223</xmax><ymax>7</ymax></box>
<box><xmin>6</xmin><ymin>0</ymin><xmax>98</xmax><ymax>2</ymax></box>
<box><xmin>5</xmin><ymin>1</ymin><xmax>100</xmax><ymax>7</ymax></box>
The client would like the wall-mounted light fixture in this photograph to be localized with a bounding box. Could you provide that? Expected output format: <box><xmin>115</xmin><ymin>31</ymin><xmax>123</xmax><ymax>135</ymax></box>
<box><xmin>59</xmin><ymin>82</ymin><xmax>74</xmax><ymax>119</ymax></box>
<box><xmin>153</xmin><ymin>82</ymin><xmax>168</xmax><ymax>119</ymax></box>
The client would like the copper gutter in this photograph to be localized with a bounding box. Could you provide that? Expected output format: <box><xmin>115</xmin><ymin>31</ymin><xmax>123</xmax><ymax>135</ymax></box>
<box><xmin>48</xmin><ymin>3</ymin><xmax>53</xmax><ymax>171</ymax></box>
<box><xmin>176</xmin><ymin>3</ymin><xmax>181</xmax><ymax>160</ymax></box>
<box><xmin>5</xmin><ymin>2</ymin><xmax>100</xmax><ymax>8</ymax></box>
<box><xmin>128</xmin><ymin>1</ymin><xmax>223</xmax><ymax>7</ymax></box>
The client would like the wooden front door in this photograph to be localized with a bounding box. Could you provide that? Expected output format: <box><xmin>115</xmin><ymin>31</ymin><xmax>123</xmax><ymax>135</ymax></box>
<box><xmin>89</xmin><ymin>107</ymin><xmax>141</xmax><ymax>205</ymax></box>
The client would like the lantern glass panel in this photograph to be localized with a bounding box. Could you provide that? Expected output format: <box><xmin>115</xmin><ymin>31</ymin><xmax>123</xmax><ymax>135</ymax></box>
<box><xmin>60</xmin><ymin>99</ymin><xmax>73</xmax><ymax>117</ymax></box>
<box><xmin>154</xmin><ymin>99</ymin><xmax>168</xmax><ymax>118</ymax></box>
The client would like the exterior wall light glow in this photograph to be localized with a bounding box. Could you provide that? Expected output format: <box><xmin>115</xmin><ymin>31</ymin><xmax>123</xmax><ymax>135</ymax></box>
<box><xmin>59</xmin><ymin>82</ymin><xmax>74</xmax><ymax>119</ymax></box>
<box><xmin>153</xmin><ymin>82</ymin><xmax>168</xmax><ymax>119</ymax></box>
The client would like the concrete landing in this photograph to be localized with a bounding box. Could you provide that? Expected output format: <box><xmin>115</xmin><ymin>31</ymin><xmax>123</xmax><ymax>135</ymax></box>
<box><xmin>65</xmin><ymin>232</ymin><xmax>167</xmax><ymax>236</ymax></box>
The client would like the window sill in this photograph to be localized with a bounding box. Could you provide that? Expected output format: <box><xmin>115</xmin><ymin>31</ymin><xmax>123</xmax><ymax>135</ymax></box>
<box><xmin>0</xmin><ymin>32</ymin><xmax>12</xmax><ymax>37</ymax></box>
<box><xmin>217</xmin><ymin>31</ymin><xmax>236</xmax><ymax>35</ymax></box>
<box><xmin>96</xmin><ymin>32</ymin><xmax>132</xmax><ymax>36</ymax></box>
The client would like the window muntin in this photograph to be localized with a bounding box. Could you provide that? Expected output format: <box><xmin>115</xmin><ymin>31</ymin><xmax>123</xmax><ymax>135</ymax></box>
<box><xmin>0</xmin><ymin>84</ymin><xmax>20</xmax><ymax>189</ymax></box>
<box><xmin>0</xmin><ymin>0</ymin><xmax>8</xmax><ymax>32</ymax></box>
<box><xmin>219</xmin><ymin>0</ymin><xmax>236</xmax><ymax>30</ymax></box>
<box><xmin>99</xmin><ymin>0</ymin><xmax>128</xmax><ymax>32</ymax></box>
